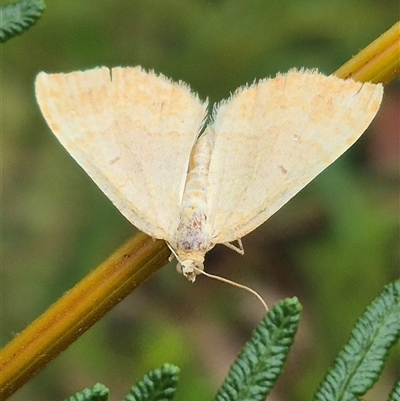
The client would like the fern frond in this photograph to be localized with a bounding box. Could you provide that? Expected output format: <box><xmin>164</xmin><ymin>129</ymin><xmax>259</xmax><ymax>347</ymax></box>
<box><xmin>214</xmin><ymin>297</ymin><xmax>302</xmax><ymax>401</ymax></box>
<box><xmin>314</xmin><ymin>279</ymin><xmax>400</xmax><ymax>401</ymax></box>
<box><xmin>388</xmin><ymin>377</ymin><xmax>400</xmax><ymax>401</ymax></box>
<box><xmin>0</xmin><ymin>0</ymin><xmax>45</xmax><ymax>43</ymax></box>
<box><xmin>124</xmin><ymin>363</ymin><xmax>180</xmax><ymax>401</ymax></box>
<box><xmin>64</xmin><ymin>383</ymin><xmax>109</xmax><ymax>401</ymax></box>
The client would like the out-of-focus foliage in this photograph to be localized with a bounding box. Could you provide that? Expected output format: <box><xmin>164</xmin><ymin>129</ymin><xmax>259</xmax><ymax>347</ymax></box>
<box><xmin>0</xmin><ymin>0</ymin><xmax>45</xmax><ymax>43</ymax></box>
<box><xmin>2</xmin><ymin>1</ymin><xmax>398</xmax><ymax>400</ymax></box>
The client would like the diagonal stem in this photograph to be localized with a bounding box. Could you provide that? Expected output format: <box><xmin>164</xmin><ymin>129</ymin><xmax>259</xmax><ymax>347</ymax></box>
<box><xmin>0</xmin><ymin>233</ymin><xmax>170</xmax><ymax>400</ymax></box>
<box><xmin>334</xmin><ymin>21</ymin><xmax>400</xmax><ymax>83</ymax></box>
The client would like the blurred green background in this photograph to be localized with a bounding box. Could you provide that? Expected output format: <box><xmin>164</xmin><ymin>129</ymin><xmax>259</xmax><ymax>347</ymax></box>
<box><xmin>1</xmin><ymin>1</ymin><xmax>399</xmax><ymax>400</ymax></box>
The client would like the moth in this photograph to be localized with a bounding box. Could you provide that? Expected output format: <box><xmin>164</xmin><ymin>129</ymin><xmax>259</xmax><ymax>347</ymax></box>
<box><xmin>35</xmin><ymin>67</ymin><xmax>383</xmax><ymax>282</ymax></box>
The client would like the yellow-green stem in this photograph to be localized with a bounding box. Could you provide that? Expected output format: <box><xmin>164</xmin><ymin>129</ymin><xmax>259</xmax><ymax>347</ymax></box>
<box><xmin>334</xmin><ymin>21</ymin><xmax>400</xmax><ymax>83</ymax></box>
<box><xmin>0</xmin><ymin>234</ymin><xmax>170</xmax><ymax>400</ymax></box>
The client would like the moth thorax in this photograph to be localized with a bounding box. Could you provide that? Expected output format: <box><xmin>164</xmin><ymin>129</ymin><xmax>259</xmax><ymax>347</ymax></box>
<box><xmin>175</xmin><ymin>130</ymin><xmax>212</xmax><ymax>254</ymax></box>
<box><xmin>180</xmin><ymin>131</ymin><xmax>212</xmax><ymax>210</ymax></box>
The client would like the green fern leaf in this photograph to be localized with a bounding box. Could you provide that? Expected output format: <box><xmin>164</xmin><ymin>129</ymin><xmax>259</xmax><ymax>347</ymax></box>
<box><xmin>124</xmin><ymin>363</ymin><xmax>180</xmax><ymax>401</ymax></box>
<box><xmin>64</xmin><ymin>383</ymin><xmax>109</xmax><ymax>401</ymax></box>
<box><xmin>314</xmin><ymin>279</ymin><xmax>400</xmax><ymax>401</ymax></box>
<box><xmin>0</xmin><ymin>0</ymin><xmax>45</xmax><ymax>43</ymax></box>
<box><xmin>214</xmin><ymin>297</ymin><xmax>302</xmax><ymax>401</ymax></box>
<box><xmin>388</xmin><ymin>377</ymin><xmax>400</xmax><ymax>401</ymax></box>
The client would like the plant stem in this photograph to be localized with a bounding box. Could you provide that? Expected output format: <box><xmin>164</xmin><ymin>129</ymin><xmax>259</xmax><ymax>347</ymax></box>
<box><xmin>0</xmin><ymin>233</ymin><xmax>170</xmax><ymax>400</ymax></box>
<box><xmin>335</xmin><ymin>21</ymin><xmax>400</xmax><ymax>84</ymax></box>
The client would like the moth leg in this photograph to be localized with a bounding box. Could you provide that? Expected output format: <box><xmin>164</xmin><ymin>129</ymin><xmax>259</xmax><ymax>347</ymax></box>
<box><xmin>166</xmin><ymin>243</ymin><xmax>177</xmax><ymax>262</ymax></box>
<box><xmin>222</xmin><ymin>239</ymin><xmax>244</xmax><ymax>255</ymax></box>
<box><xmin>166</xmin><ymin>243</ymin><xmax>184</xmax><ymax>275</ymax></box>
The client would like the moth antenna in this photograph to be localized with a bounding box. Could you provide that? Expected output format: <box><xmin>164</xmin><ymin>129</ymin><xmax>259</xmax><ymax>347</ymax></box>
<box><xmin>192</xmin><ymin>266</ymin><xmax>268</xmax><ymax>312</ymax></box>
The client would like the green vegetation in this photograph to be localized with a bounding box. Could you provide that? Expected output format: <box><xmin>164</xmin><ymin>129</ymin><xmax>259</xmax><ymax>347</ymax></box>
<box><xmin>1</xmin><ymin>1</ymin><xmax>398</xmax><ymax>400</ymax></box>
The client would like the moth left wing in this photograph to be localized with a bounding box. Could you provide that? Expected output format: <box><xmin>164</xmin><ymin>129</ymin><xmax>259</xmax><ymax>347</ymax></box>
<box><xmin>204</xmin><ymin>69</ymin><xmax>383</xmax><ymax>245</ymax></box>
<box><xmin>35</xmin><ymin>67</ymin><xmax>208</xmax><ymax>240</ymax></box>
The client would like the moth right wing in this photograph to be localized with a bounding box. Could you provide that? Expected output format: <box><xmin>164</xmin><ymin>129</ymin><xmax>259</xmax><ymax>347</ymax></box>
<box><xmin>204</xmin><ymin>70</ymin><xmax>383</xmax><ymax>245</ymax></box>
<box><xmin>35</xmin><ymin>67</ymin><xmax>208</xmax><ymax>240</ymax></box>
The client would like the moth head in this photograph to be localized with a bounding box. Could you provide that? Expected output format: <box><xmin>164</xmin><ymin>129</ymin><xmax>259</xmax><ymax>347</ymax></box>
<box><xmin>176</xmin><ymin>258</ymin><xmax>204</xmax><ymax>283</ymax></box>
